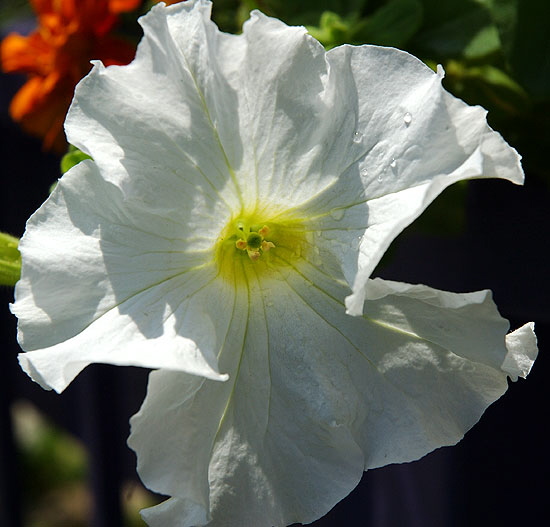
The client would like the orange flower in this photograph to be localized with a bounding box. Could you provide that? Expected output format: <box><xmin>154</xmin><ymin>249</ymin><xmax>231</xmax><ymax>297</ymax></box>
<box><xmin>1</xmin><ymin>0</ymin><xmax>141</xmax><ymax>152</ymax></box>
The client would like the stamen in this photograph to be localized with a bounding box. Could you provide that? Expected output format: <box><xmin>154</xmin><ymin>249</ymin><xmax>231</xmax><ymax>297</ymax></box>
<box><xmin>247</xmin><ymin>249</ymin><xmax>261</xmax><ymax>261</ymax></box>
<box><xmin>216</xmin><ymin>210</ymin><xmax>308</xmax><ymax>283</ymax></box>
<box><xmin>261</xmin><ymin>241</ymin><xmax>275</xmax><ymax>252</ymax></box>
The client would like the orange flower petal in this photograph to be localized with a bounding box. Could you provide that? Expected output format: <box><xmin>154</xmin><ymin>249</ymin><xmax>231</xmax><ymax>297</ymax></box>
<box><xmin>0</xmin><ymin>33</ymin><xmax>53</xmax><ymax>75</ymax></box>
<box><xmin>2</xmin><ymin>0</ymin><xmax>139</xmax><ymax>151</ymax></box>
<box><xmin>109</xmin><ymin>0</ymin><xmax>141</xmax><ymax>14</ymax></box>
<box><xmin>10</xmin><ymin>74</ymin><xmax>72</xmax><ymax>152</ymax></box>
<box><xmin>30</xmin><ymin>0</ymin><xmax>54</xmax><ymax>15</ymax></box>
<box><xmin>10</xmin><ymin>73</ymin><xmax>60</xmax><ymax>119</ymax></box>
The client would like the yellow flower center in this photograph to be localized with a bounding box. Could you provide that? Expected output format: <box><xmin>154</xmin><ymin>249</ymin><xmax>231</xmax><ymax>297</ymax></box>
<box><xmin>215</xmin><ymin>207</ymin><xmax>310</xmax><ymax>285</ymax></box>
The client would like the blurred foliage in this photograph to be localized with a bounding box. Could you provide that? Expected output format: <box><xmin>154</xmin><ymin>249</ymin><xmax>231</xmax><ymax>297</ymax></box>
<box><xmin>12</xmin><ymin>401</ymin><xmax>90</xmax><ymax>526</ymax></box>
<box><xmin>0</xmin><ymin>0</ymin><xmax>31</xmax><ymax>28</ymax></box>
<box><xmin>12</xmin><ymin>401</ymin><xmax>158</xmax><ymax>527</ymax></box>
<box><xmin>0</xmin><ymin>231</ymin><xmax>20</xmax><ymax>286</ymax></box>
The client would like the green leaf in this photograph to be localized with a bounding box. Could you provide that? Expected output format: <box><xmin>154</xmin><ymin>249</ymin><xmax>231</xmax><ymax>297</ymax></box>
<box><xmin>241</xmin><ymin>0</ymin><xmax>369</xmax><ymax>25</ymax></box>
<box><xmin>358</xmin><ymin>0</ymin><xmax>423</xmax><ymax>47</ymax></box>
<box><xmin>307</xmin><ymin>11</ymin><xmax>364</xmax><ymax>48</ymax></box>
<box><xmin>60</xmin><ymin>145</ymin><xmax>92</xmax><ymax>174</ymax></box>
<box><xmin>485</xmin><ymin>0</ymin><xmax>550</xmax><ymax>99</ymax></box>
<box><xmin>443</xmin><ymin>60</ymin><xmax>530</xmax><ymax>120</ymax></box>
<box><xmin>413</xmin><ymin>0</ymin><xmax>499</xmax><ymax>59</ymax></box>
<box><xmin>462</xmin><ymin>24</ymin><xmax>500</xmax><ymax>59</ymax></box>
<box><xmin>0</xmin><ymin>232</ymin><xmax>21</xmax><ymax>286</ymax></box>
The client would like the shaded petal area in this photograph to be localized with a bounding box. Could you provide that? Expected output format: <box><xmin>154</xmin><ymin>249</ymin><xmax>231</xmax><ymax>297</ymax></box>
<box><xmin>12</xmin><ymin>159</ymin><xmax>236</xmax><ymax>392</ymax></box>
<box><xmin>129</xmin><ymin>267</ymin><xmax>537</xmax><ymax>526</ymax></box>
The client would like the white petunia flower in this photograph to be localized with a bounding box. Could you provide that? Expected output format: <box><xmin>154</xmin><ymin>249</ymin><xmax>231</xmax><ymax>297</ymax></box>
<box><xmin>12</xmin><ymin>1</ymin><xmax>538</xmax><ymax>526</ymax></box>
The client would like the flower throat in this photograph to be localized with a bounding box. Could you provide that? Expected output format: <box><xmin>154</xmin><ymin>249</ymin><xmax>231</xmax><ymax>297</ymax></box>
<box><xmin>215</xmin><ymin>208</ymin><xmax>310</xmax><ymax>285</ymax></box>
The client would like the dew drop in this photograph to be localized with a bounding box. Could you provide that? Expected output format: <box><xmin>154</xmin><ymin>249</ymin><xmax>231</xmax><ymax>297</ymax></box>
<box><xmin>404</xmin><ymin>112</ymin><xmax>412</xmax><ymax>126</ymax></box>
<box><xmin>330</xmin><ymin>208</ymin><xmax>345</xmax><ymax>221</ymax></box>
<box><xmin>377</xmin><ymin>174</ymin><xmax>383</xmax><ymax>182</ymax></box>
<box><xmin>352</xmin><ymin>131</ymin><xmax>363</xmax><ymax>143</ymax></box>
<box><xmin>360</xmin><ymin>168</ymin><xmax>368</xmax><ymax>177</ymax></box>
<box><xmin>390</xmin><ymin>158</ymin><xmax>397</xmax><ymax>169</ymax></box>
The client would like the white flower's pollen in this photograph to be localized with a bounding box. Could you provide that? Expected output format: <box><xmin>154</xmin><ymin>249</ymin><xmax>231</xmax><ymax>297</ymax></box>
<box><xmin>215</xmin><ymin>208</ymin><xmax>310</xmax><ymax>284</ymax></box>
<box><xmin>233</xmin><ymin>225</ymin><xmax>274</xmax><ymax>261</ymax></box>
<box><xmin>258</xmin><ymin>225</ymin><xmax>270</xmax><ymax>237</ymax></box>
<box><xmin>261</xmin><ymin>240</ymin><xmax>275</xmax><ymax>252</ymax></box>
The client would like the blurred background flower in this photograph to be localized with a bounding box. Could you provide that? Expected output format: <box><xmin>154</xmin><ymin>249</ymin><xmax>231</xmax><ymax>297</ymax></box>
<box><xmin>0</xmin><ymin>0</ymin><xmax>140</xmax><ymax>152</ymax></box>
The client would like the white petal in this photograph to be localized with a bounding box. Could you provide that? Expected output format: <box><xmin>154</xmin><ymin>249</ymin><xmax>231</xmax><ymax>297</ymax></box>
<box><xmin>320</xmin><ymin>47</ymin><xmax>523</xmax><ymax>314</ymax></box>
<box><xmin>12</xmin><ymin>160</ymin><xmax>234</xmax><ymax>392</ymax></box>
<box><xmin>129</xmin><ymin>267</ymin><xmax>535</xmax><ymax>526</ymax></box>
<box><xmin>141</xmin><ymin>496</ymin><xmax>208</xmax><ymax>527</ymax></box>
<box><xmin>502</xmin><ymin>322</ymin><xmax>538</xmax><ymax>381</ymax></box>
<box><xmin>228</xmin><ymin>11</ymin><xmax>342</xmax><ymax>206</ymax></box>
<box><xmin>66</xmin><ymin>0</ymin><xmax>243</xmax><ymax>211</ymax></box>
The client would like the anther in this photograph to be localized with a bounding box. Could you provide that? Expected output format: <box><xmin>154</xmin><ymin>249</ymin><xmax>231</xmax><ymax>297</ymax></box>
<box><xmin>261</xmin><ymin>241</ymin><xmax>275</xmax><ymax>252</ymax></box>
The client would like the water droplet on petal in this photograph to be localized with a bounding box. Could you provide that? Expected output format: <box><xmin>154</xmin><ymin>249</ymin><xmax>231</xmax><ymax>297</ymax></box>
<box><xmin>390</xmin><ymin>158</ymin><xmax>397</xmax><ymax>169</ymax></box>
<box><xmin>360</xmin><ymin>168</ymin><xmax>368</xmax><ymax>177</ymax></box>
<box><xmin>377</xmin><ymin>174</ymin><xmax>383</xmax><ymax>182</ymax></box>
<box><xmin>330</xmin><ymin>208</ymin><xmax>345</xmax><ymax>221</ymax></box>
<box><xmin>404</xmin><ymin>112</ymin><xmax>412</xmax><ymax>126</ymax></box>
<box><xmin>353</xmin><ymin>131</ymin><xmax>363</xmax><ymax>143</ymax></box>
